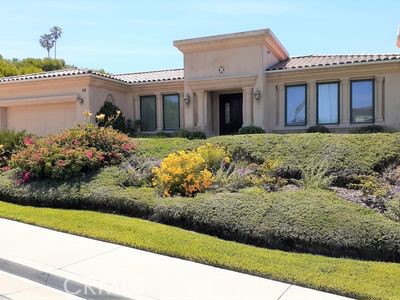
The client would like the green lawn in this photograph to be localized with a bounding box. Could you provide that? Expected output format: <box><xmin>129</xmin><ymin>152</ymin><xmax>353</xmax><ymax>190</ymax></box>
<box><xmin>1</xmin><ymin>201</ymin><xmax>399</xmax><ymax>300</ymax></box>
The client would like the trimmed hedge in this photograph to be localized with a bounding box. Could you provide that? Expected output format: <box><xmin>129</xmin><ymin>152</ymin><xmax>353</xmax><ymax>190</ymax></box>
<box><xmin>306</xmin><ymin>125</ymin><xmax>330</xmax><ymax>133</ymax></box>
<box><xmin>1</xmin><ymin>167</ymin><xmax>400</xmax><ymax>262</ymax></box>
<box><xmin>238</xmin><ymin>126</ymin><xmax>265</xmax><ymax>135</ymax></box>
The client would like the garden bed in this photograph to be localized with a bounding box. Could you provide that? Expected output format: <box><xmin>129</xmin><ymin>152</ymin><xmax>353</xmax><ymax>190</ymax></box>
<box><xmin>1</xmin><ymin>131</ymin><xmax>400</xmax><ymax>263</ymax></box>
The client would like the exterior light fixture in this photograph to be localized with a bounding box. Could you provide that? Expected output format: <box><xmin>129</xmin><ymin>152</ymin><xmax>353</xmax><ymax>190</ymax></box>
<box><xmin>184</xmin><ymin>94</ymin><xmax>191</xmax><ymax>104</ymax></box>
<box><xmin>76</xmin><ymin>95</ymin><xmax>84</xmax><ymax>104</ymax></box>
<box><xmin>253</xmin><ymin>89</ymin><xmax>261</xmax><ymax>101</ymax></box>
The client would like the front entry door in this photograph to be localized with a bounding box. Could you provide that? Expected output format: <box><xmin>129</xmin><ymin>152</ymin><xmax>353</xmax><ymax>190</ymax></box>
<box><xmin>219</xmin><ymin>93</ymin><xmax>243</xmax><ymax>135</ymax></box>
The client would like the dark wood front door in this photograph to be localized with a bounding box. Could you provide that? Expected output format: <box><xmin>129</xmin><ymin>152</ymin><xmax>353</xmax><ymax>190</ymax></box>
<box><xmin>219</xmin><ymin>93</ymin><xmax>243</xmax><ymax>135</ymax></box>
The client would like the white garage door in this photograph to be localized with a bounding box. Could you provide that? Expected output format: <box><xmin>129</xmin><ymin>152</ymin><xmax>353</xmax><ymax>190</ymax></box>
<box><xmin>7</xmin><ymin>102</ymin><xmax>76</xmax><ymax>136</ymax></box>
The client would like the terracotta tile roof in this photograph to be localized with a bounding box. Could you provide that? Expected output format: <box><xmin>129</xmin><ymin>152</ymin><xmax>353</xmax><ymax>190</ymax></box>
<box><xmin>112</xmin><ymin>68</ymin><xmax>184</xmax><ymax>83</ymax></box>
<box><xmin>266</xmin><ymin>54</ymin><xmax>400</xmax><ymax>71</ymax></box>
<box><xmin>0</xmin><ymin>68</ymin><xmax>184</xmax><ymax>84</ymax></box>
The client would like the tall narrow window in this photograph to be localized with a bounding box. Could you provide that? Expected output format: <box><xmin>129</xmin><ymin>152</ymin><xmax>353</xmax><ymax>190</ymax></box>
<box><xmin>317</xmin><ymin>82</ymin><xmax>339</xmax><ymax>124</ymax></box>
<box><xmin>285</xmin><ymin>85</ymin><xmax>306</xmax><ymax>126</ymax></box>
<box><xmin>351</xmin><ymin>80</ymin><xmax>374</xmax><ymax>123</ymax></box>
<box><xmin>140</xmin><ymin>95</ymin><xmax>156</xmax><ymax>131</ymax></box>
<box><xmin>163</xmin><ymin>94</ymin><xmax>180</xmax><ymax>130</ymax></box>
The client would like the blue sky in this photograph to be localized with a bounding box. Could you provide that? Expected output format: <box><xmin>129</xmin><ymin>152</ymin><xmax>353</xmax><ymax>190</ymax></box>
<box><xmin>1</xmin><ymin>0</ymin><xmax>399</xmax><ymax>73</ymax></box>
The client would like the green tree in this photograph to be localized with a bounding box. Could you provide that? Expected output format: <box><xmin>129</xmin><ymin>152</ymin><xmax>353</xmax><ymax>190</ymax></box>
<box><xmin>50</xmin><ymin>26</ymin><xmax>63</xmax><ymax>59</ymax></box>
<box><xmin>39</xmin><ymin>34</ymin><xmax>54</xmax><ymax>58</ymax></box>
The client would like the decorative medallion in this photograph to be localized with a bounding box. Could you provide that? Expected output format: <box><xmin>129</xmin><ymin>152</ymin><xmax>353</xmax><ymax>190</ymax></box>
<box><xmin>105</xmin><ymin>93</ymin><xmax>115</xmax><ymax>104</ymax></box>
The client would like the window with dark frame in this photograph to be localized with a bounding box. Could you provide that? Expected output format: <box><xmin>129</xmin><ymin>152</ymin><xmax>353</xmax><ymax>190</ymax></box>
<box><xmin>285</xmin><ymin>84</ymin><xmax>306</xmax><ymax>126</ymax></box>
<box><xmin>140</xmin><ymin>95</ymin><xmax>157</xmax><ymax>131</ymax></box>
<box><xmin>317</xmin><ymin>82</ymin><xmax>339</xmax><ymax>125</ymax></box>
<box><xmin>163</xmin><ymin>94</ymin><xmax>180</xmax><ymax>130</ymax></box>
<box><xmin>351</xmin><ymin>79</ymin><xmax>374</xmax><ymax>124</ymax></box>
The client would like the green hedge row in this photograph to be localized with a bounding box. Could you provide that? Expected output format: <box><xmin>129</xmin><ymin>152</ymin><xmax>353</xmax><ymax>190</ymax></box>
<box><xmin>1</xmin><ymin>167</ymin><xmax>400</xmax><ymax>262</ymax></box>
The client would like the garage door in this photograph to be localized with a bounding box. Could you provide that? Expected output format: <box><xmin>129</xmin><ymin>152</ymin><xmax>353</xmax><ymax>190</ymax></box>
<box><xmin>7</xmin><ymin>102</ymin><xmax>76</xmax><ymax>136</ymax></box>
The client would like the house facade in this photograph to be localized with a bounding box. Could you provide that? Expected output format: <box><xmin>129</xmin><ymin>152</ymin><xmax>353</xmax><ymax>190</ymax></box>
<box><xmin>0</xmin><ymin>28</ymin><xmax>400</xmax><ymax>136</ymax></box>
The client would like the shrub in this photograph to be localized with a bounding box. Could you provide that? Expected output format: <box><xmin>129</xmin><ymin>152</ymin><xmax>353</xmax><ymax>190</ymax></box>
<box><xmin>238</xmin><ymin>126</ymin><xmax>265</xmax><ymax>135</ymax></box>
<box><xmin>172</xmin><ymin>129</ymin><xmax>206</xmax><ymax>140</ymax></box>
<box><xmin>152</xmin><ymin>151</ymin><xmax>213</xmax><ymax>197</ymax></box>
<box><xmin>96</xmin><ymin>100</ymin><xmax>127</xmax><ymax>132</ymax></box>
<box><xmin>306</xmin><ymin>125</ymin><xmax>330</xmax><ymax>133</ymax></box>
<box><xmin>386</xmin><ymin>197</ymin><xmax>400</xmax><ymax>222</ymax></box>
<box><xmin>0</xmin><ymin>130</ymin><xmax>28</xmax><ymax>167</ymax></box>
<box><xmin>295</xmin><ymin>162</ymin><xmax>333</xmax><ymax>190</ymax></box>
<box><xmin>351</xmin><ymin>125</ymin><xmax>386</xmax><ymax>134</ymax></box>
<box><xmin>195</xmin><ymin>143</ymin><xmax>227</xmax><ymax>172</ymax></box>
<box><xmin>119</xmin><ymin>156</ymin><xmax>160</xmax><ymax>187</ymax></box>
<box><xmin>347</xmin><ymin>175</ymin><xmax>391</xmax><ymax>198</ymax></box>
<box><xmin>10</xmin><ymin>124</ymin><xmax>135</xmax><ymax>180</ymax></box>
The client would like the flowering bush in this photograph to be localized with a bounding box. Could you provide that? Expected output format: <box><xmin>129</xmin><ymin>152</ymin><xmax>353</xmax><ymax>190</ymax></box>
<box><xmin>152</xmin><ymin>150</ymin><xmax>213</xmax><ymax>197</ymax></box>
<box><xmin>195</xmin><ymin>143</ymin><xmax>227</xmax><ymax>172</ymax></box>
<box><xmin>96</xmin><ymin>100</ymin><xmax>127</xmax><ymax>132</ymax></box>
<box><xmin>10</xmin><ymin>123</ymin><xmax>135</xmax><ymax>181</ymax></box>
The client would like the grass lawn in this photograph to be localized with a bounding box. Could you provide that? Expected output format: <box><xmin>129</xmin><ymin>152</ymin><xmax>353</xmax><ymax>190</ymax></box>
<box><xmin>0</xmin><ymin>201</ymin><xmax>399</xmax><ymax>300</ymax></box>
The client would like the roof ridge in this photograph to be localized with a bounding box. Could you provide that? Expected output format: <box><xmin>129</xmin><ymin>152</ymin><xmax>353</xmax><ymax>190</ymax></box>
<box><xmin>113</xmin><ymin>68</ymin><xmax>184</xmax><ymax>76</ymax></box>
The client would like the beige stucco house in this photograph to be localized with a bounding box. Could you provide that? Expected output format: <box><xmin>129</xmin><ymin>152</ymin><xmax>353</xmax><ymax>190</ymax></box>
<box><xmin>1</xmin><ymin>28</ymin><xmax>400</xmax><ymax>136</ymax></box>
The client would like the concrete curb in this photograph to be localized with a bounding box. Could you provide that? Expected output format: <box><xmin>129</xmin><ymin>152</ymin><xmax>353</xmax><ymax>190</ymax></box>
<box><xmin>0</xmin><ymin>257</ymin><xmax>133</xmax><ymax>300</ymax></box>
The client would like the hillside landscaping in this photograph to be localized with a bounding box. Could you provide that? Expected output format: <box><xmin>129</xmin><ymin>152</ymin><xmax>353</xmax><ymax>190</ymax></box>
<box><xmin>0</xmin><ymin>111</ymin><xmax>400</xmax><ymax>299</ymax></box>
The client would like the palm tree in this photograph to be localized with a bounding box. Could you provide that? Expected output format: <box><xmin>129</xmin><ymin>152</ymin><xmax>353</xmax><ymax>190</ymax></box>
<box><xmin>39</xmin><ymin>34</ymin><xmax>54</xmax><ymax>58</ymax></box>
<box><xmin>50</xmin><ymin>26</ymin><xmax>63</xmax><ymax>59</ymax></box>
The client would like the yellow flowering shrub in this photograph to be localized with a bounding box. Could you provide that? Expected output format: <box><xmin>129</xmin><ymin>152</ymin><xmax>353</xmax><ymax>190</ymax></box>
<box><xmin>152</xmin><ymin>150</ymin><xmax>213</xmax><ymax>197</ymax></box>
<box><xmin>195</xmin><ymin>143</ymin><xmax>227</xmax><ymax>171</ymax></box>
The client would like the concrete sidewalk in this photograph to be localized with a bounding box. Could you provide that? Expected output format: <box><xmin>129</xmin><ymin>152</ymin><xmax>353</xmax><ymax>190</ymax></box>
<box><xmin>0</xmin><ymin>218</ymin><xmax>353</xmax><ymax>300</ymax></box>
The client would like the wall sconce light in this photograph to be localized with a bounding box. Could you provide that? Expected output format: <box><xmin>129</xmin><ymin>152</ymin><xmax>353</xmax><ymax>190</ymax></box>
<box><xmin>184</xmin><ymin>94</ymin><xmax>191</xmax><ymax>105</ymax></box>
<box><xmin>253</xmin><ymin>89</ymin><xmax>261</xmax><ymax>101</ymax></box>
<box><xmin>76</xmin><ymin>95</ymin><xmax>84</xmax><ymax>104</ymax></box>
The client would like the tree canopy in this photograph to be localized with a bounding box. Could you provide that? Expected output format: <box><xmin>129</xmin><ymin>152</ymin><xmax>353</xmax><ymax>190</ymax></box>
<box><xmin>0</xmin><ymin>55</ymin><xmax>70</xmax><ymax>77</ymax></box>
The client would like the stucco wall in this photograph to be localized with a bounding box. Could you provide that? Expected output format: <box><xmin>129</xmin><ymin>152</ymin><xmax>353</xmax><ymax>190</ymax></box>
<box><xmin>0</xmin><ymin>77</ymin><xmax>89</xmax><ymax>134</ymax></box>
<box><xmin>265</xmin><ymin>62</ymin><xmax>400</xmax><ymax>132</ymax></box>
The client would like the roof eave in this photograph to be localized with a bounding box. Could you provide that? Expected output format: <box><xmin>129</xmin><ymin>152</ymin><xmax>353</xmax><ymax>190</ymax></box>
<box><xmin>266</xmin><ymin>59</ymin><xmax>400</xmax><ymax>74</ymax></box>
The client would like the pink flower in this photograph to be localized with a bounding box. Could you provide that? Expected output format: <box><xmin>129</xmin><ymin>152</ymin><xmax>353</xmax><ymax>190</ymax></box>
<box><xmin>122</xmin><ymin>143</ymin><xmax>132</xmax><ymax>152</ymax></box>
<box><xmin>86</xmin><ymin>150</ymin><xmax>93</xmax><ymax>159</ymax></box>
<box><xmin>1</xmin><ymin>166</ymin><xmax>11</xmax><ymax>172</ymax></box>
<box><xmin>22</xmin><ymin>171</ymin><xmax>31</xmax><ymax>183</ymax></box>
<box><xmin>23</xmin><ymin>136</ymin><xmax>34</xmax><ymax>146</ymax></box>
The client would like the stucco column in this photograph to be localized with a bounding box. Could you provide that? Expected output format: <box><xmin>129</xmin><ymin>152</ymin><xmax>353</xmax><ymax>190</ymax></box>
<box><xmin>375</xmin><ymin>77</ymin><xmax>384</xmax><ymax>122</ymax></box>
<box><xmin>195</xmin><ymin>91</ymin><xmax>205</xmax><ymax>129</ymax></box>
<box><xmin>277</xmin><ymin>84</ymin><xmax>285</xmax><ymax>127</ymax></box>
<box><xmin>0</xmin><ymin>108</ymin><xmax>7</xmax><ymax>129</ymax></box>
<box><xmin>340</xmin><ymin>78</ymin><xmax>350</xmax><ymax>125</ymax></box>
<box><xmin>307</xmin><ymin>80</ymin><xmax>316</xmax><ymax>125</ymax></box>
<box><xmin>156</xmin><ymin>93</ymin><xmax>163</xmax><ymax>131</ymax></box>
<box><xmin>242</xmin><ymin>87</ymin><xmax>253</xmax><ymax>126</ymax></box>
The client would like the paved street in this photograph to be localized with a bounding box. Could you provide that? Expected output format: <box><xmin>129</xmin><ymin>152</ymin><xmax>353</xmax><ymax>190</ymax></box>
<box><xmin>0</xmin><ymin>218</ymin><xmax>353</xmax><ymax>300</ymax></box>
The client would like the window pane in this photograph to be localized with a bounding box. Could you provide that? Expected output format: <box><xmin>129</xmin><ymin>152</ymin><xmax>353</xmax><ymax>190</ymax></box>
<box><xmin>286</xmin><ymin>85</ymin><xmax>306</xmax><ymax>126</ymax></box>
<box><xmin>224</xmin><ymin>102</ymin><xmax>230</xmax><ymax>124</ymax></box>
<box><xmin>163</xmin><ymin>94</ymin><xmax>179</xmax><ymax>130</ymax></box>
<box><xmin>140</xmin><ymin>96</ymin><xmax>156</xmax><ymax>131</ymax></box>
<box><xmin>351</xmin><ymin>80</ymin><xmax>374</xmax><ymax>123</ymax></box>
<box><xmin>318</xmin><ymin>83</ymin><xmax>339</xmax><ymax>124</ymax></box>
